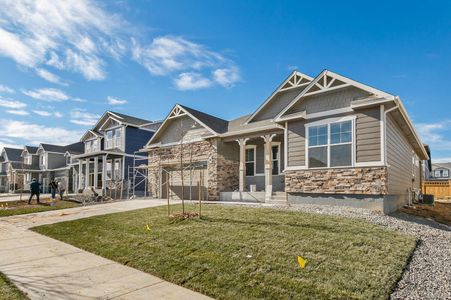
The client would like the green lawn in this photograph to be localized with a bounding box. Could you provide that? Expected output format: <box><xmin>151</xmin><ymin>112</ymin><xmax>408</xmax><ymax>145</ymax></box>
<box><xmin>33</xmin><ymin>204</ymin><xmax>416</xmax><ymax>300</ymax></box>
<box><xmin>0</xmin><ymin>272</ymin><xmax>27</xmax><ymax>300</ymax></box>
<box><xmin>0</xmin><ymin>201</ymin><xmax>79</xmax><ymax>218</ymax></box>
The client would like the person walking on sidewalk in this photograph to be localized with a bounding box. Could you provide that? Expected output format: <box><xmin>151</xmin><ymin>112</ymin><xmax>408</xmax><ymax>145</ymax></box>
<box><xmin>57</xmin><ymin>179</ymin><xmax>67</xmax><ymax>201</ymax></box>
<box><xmin>49</xmin><ymin>178</ymin><xmax>58</xmax><ymax>199</ymax></box>
<box><xmin>28</xmin><ymin>178</ymin><xmax>41</xmax><ymax>204</ymax></box>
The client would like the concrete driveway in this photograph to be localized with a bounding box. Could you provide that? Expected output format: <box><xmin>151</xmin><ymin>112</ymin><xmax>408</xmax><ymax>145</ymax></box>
<box><xmin>0</xmin><ymin>199</ymin><xmax>212</xmax><ymax>300</ymax></box>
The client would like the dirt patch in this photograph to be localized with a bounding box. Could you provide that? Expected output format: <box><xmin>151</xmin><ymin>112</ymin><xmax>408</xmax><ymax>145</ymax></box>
<box><xmin>399</xmin><ymin>202</ymin><xmax>451</xmax><ymax>226</ymax></box>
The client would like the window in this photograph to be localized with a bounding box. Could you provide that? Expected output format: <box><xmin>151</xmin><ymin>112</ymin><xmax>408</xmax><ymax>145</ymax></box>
<box><xmin>105</xmin><ymin>128</ymin><xmax>122</xmax><ymax>149</ymax></box>
<box><xmin>307</xmin><ymin>119</ymin><xmax>353</xmax><ymax>168</ymax></box>
<box><xmin>66</xmin><ymin>155</ymin><xmax>71</xmax><ymax>165</ymax></box>
<box><xmin>40</xmin><ymin>154</ymin><xmax>46</xmax><ymax>167</ymax></box>
<box><xmin>245</xmin><ymin>147</ymin><xmax>255</xmax><ymax>176</ymax></box>
<box><xmin>85</xmin><ymin>139</ymin><xmax>98</xmax><ymax>153</ymax></box>
<box><xmin>106</xmin><ymin>160</ymin><xmax>112</xmax><ymax>179</ymax></box>
<box><xmin>435</xmin><ymin>169</ymin><xmax>449</xmax><ymax>178</ymax></box>
<box><xmin>114</xmin><ymin>159</ymin><xmax>122</xmax><ymax>180</ymax></box>
<box><xmin>24</xmin><ymin>154</ymin><xmax>32</xmax><ymax>165</ymax></box>
<box><xmin>271</xmin><ymin>144</ymin><xmax>280</xmax><ymax>175</ymax></box>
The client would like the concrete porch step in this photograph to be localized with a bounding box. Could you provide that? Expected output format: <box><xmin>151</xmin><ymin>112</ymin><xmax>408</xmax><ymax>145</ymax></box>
<box><xmin>265</xmin><ymin>192</ymin><xmax>287</xmax><ymax>204</ymax></box>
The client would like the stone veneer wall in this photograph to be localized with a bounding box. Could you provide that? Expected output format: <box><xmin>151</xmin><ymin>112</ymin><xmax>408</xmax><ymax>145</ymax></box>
<box><xmin>285</xmin><ymin>167</ymin><xmax>388</xmax><ymax>195</ymax></box>
<box><xmin>148</xmin><ymin>139</ymin><xmax>239</xmax><ymax>200</ymax></box>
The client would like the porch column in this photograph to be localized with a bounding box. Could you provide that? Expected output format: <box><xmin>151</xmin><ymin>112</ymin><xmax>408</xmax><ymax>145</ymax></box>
<box><xmin>261</xmin><ymin>134</ymin><xmax>276</xmax><ymax>193</ymax></box>
<box><xmin>78</xmin><ymin>160</ymin><xmax>82</xmax><ymax>190</ymax></box>
<box><xmin>102</xmin><ymin>155</ymin><xmax>107</xmax><ymax>193</ymax></box>
<box><xmin>94</xmin><ymin>156</ymin><xmax>99</xmax><ymax>189</ymax></box>
<box><xmin>85</xmin><ymin>159</ymin><xmax>89</xmax><ymax>188</ymax></box>
<box><xmin>236</xmin><ymin>138</ymin><xmax>249</xmax><ymax>192</ymax></box>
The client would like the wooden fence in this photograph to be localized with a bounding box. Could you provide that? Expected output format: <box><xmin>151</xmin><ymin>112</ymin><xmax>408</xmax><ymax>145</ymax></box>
<box><xmin>422</xmin><ymin>180</ymin><xmax>451</xmax><ymax>199</ymax></box>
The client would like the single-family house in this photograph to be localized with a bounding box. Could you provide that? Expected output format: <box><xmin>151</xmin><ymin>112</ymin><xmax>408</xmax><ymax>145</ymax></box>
<box><xmin>33</xmin><ymin>142</ymin><xmax>84</xmax><ymax>193</ymax></box>
<box><xmin>144</xmin><ymin>69</ymin><xmax>429</xmax><ymax>213</ymax></box>
<box><xmin>431</xmin><ymin>163</ymin><xmax>451</xmax><ymax>179</ymax></box>
<box><xmin>0</xmin><ymin>147</ymin><xmax>23</xmax><ymax>192</ymax></box>
<box><xmin>71</xmin><ymin>111</ymin><xmax>161</xmax><ymax>195</ymax></box>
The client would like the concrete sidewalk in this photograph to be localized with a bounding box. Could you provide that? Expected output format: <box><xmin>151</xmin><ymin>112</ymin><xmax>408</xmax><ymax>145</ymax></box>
<box><xmin>0</xmin><ymin>199</ymin><xmax>212</xmax><ymax>300</ymax></box>
<box><xmin>0</xmin><ymin>193</ymin><xmax>52</xmax><ymax>203</ymax></box>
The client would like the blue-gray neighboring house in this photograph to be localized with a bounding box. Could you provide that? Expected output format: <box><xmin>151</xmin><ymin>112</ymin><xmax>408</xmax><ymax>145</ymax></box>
<box><xmin>71</xmin><ymin>111</ymin><xmax>161</xmax><ymax>195</ymax></box>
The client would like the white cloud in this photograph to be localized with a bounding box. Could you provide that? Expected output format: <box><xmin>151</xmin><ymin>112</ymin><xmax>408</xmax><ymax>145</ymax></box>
<box><xmin>0</xmin><ymin>138</ymin><xmax>23</xmax><ymax>150</ymax></box>
<box><xmin>416</xmin><ymin>120</ymin><xmax>451</xmax><ymax>161</ymax></box>
<box><xmin>6</xmin><ymin>109</ymin><xmax>29</xmax><ymax>116</ymax></box>
<box><xmin>73</xmin><ymin>97</ymin><xmax>88</xmax><ymax>103</ymax></box>
<box><xmin>22</xmin><ymin>88</ymin><xmax>69</xmax><ymax>102</ymax></box>
<box><xmin>0</xmin><ymin>119</ymin><xmax>83</xmax><ymax>145</ymax></box>
<box><xmin>133</xmin><ymin>36</ymin><xmax>240</xmax><ymax>90</ymax></box>
<box><xmin>35</xmin><ymin>68</ymin><xmax>66</xmax><ymax>85</ymax></box>
<box><xmin>0</xmin><ymin>98</ymin><xmax>27</xmax><ymax>109</ymax></box>
<box><xmin>32</xmin><ymin>110</ymin><xmax>51</xmax><ymax>117</ymax></box>
<box><xmin>70</xmin><ymin>109</ymin><xmax>100</xmax><ymax>126</ymax></box>
<box><xmin>416</xmin><ymin>121</ymin><xmax>451</xmax><ymax>147</ymax></box>
<box><xmin>213</xmin><ymin>67</ymin><xmax>240</xmax><ymax>88</ymax></box>
<box><xmin>174</xmin><ymin>73</ymin><xmax>212</xmax><ymax>91</ymax></box>
<box><xmin>0</xmin><ymin>84</ymin><xmax>14</xmax><ymax>93</ymax></box>
<box><xmin>0</xmin><ymin>0</ymin><xmax>127</xmax><ymax>80</ymax></box>
<box><xmin>33</xmin><ymin>110</ymin><xmax>64</xmax><ymax>118</ymax></box>
<box><xmin>107</xmin><ymin>96</ymin><xmax>127</xmax><ymax>105</ymax></box>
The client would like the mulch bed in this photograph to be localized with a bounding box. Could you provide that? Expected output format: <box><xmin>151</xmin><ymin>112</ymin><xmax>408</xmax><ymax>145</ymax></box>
<box><xmin>399</xmin><ymin>202</ymin><xmax>451</xmax><ymax>226</ymax></box>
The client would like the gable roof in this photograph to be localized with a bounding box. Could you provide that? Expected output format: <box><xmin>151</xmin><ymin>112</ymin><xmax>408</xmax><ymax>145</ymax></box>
<box><xmin>3</xmin><ymin>147</ymin><xmax>23</xmax><ymax>162</ymax></box>
<box><xmin>64</xmin><ymin>142</ymin><xmax>84</xmax><ymax>154</ymax></box>
<box><xmin>178</xmin><ymin>105</ymin><xmax>229</xmax><ymax>134</ymax></box>
<box><xmin>432</xmin><ymin>163</ymin><xmax>451</xmax><ymax>170</ymax></box>
<box><xmin>24</xmin><ymin>146</ymin><xmax>38</xmax><ymax>154</ymax></box>
<box><xmin>145</xmin><ymin>104</ymin><xmax>229</xmax><ymax>147</ymax></box>
<box><xmin>109</xmin><ymin>111</ymin><xmax>154</xmax><ymax>127</ymax></box>
<box><xmin>245</xmin><ymin>70</ymin><xmax>313</xmax><ymax>124</ymax></box>
<box><xmin>81</xmin><ymin>129</ymin><xmax>102</xmax><ymax>141</ymax></box>
<box><xmin>39</xmin><ymin>142</ymin><xmax>84</xmax><ymax>154</ymax></box>
<box><xmin>95</xmin><ymin>111</ymin><xmax>157</xmax><ymax>132</ymax></box>
<box><xmin>276</xmin><ymin>69</ymin><xmax>394</xmax><ymax>120</ymax></box>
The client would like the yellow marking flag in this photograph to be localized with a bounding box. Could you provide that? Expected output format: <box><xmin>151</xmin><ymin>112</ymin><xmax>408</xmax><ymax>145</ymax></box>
<box><xmin>297</xmin><ymin>256</ymin><xmax>307</xmax><ymax>269</ymax></box>
<box><xmin>146</xmin><ymin>224</ymin><xmax>151</xmax><ymax>231</ymax></box>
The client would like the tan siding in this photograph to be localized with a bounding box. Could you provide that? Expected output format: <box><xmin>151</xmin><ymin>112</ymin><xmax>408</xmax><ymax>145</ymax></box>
<box><xmin>252</xmin><ymin>88</ymin><xmax>303</xmax><ymax>122</ymax></box>
<box><xmin>287</xmin><ymin>86</ymin><xmax>370</xmax><ymax>114</ymax></box>
<box><xmin>287</xmin><ymin>120</ymin><xmax>306</xmax><ymax>166</ymax></box>
<box><xmin>152</xmin><ymin>115</ymin><xmax>209</xmax><ymax>145</ymax></box>
<box><xmin>356</xmin><ymin>107</ymin><xmax>381</xmax><ymax>162</ymax></box>
<box><xmin>386</xmin><ymin>114</ymin><xmax>420</xmax><ymax>195</ymax></box>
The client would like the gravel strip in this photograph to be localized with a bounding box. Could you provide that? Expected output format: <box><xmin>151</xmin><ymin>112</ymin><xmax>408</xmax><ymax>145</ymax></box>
<box><xmin>259</xmin><ymin>203</ymin><xmax>451</xmax><ymax>299</ymax></box>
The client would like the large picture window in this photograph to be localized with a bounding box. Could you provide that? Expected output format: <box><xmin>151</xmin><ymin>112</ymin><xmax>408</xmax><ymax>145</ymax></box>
<box><xmin>307</xmin><ymin>119</ymin><xmax>353</xmax><ymax>168</ymax></box>
<box><xmin>245</xmin><ymin>146</ymin><xmax>255</xmax><ymax>176</ymax></box>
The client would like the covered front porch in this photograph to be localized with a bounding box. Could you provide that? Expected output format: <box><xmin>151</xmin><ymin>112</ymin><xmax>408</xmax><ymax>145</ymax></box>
<box><xmin>220</xmin><ymin>128</ymin><xmax>286</xmax><ymax>202</ymax></box>
<box><xmin>73</xmin><ymin>152</ymin><xmax>125</xmax><ymax>195</ymax></box>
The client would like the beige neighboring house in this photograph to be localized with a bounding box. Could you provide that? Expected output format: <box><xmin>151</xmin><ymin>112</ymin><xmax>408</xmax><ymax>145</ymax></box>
<box><xmin>143</xmin><ymin>69</ymin><xmax>428</xmax><ymax>213</ymax></box>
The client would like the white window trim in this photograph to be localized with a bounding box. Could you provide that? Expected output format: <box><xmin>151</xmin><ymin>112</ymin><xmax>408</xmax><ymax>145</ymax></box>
<box><xmin>271</xmin><ymin>142</ymin><xmax>281</xmax><ymax>175</ymax></box>
<box><xmin>245</xmin><ymin>145</ymin><xmax>256</xmax><ymax>177</ymax></box>
<box><xmin>105</xmin><ymin>127</ymin><xmax>124</xmax><ymax>150</ymax></box>
<box><xmin>305</xmin><ymin>116</ymin><xmax>356</xmax><ymax>169</ymax></box>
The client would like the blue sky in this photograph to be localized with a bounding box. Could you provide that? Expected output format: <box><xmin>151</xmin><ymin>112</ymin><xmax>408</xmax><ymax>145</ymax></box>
<box><xmin>0</xmin><ymin>0</ymin><xmax>450</xmax><ymax>161</ymax></box>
